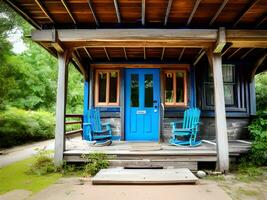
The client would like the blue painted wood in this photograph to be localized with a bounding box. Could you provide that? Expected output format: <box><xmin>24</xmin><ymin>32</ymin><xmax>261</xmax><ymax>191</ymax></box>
<box><xmin>83</xmin><ymin>108</ymin><xmax>112</xmax><ymax>141</ymax></box>
<box><xmin>190</xmin><ymin>65</ymin><xmax>196</xmax><ymax>107</ymax></box>
<box><xmin>169</xmin><ymin>108</ymin><xmax>201</xmax><ymax>146</ymax></box>
<box><xmin>125</xmin><ymin>68</ymin><xmax>160</xmax><ymax>141</ymax></box>
<box><xmin>83</xmin><ymin>80</ymin><xmax>89</xmax><ymax>140</ymax></box>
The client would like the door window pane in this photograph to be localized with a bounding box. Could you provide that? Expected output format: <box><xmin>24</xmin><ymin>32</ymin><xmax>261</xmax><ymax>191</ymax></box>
<box><xmin>98</xmin><ymin>72</ymin><xmax>107</xmax><ymax>102</ymax></box>
<box><xmin>131</xmin><ymin>74</ymin><xmax>139</xmax><ymax>107</ymax></box>
<box><xmin>165</xmin><ymin>73</ymin><xmax>174</xmax><ymax>103</ymax></box>
<box><xmin>109</xmin><ymin>72</ymin><xmax>118</xmax><ymax>103</ymax></box>
<box><xmin>144</xmin><ymin>74</ymin><xmax>153</xmax><ymax>107</ymax></box>
<box><xmin>176</xmin><ymin>72</ymin><xmax>184</xmax><ymax>103</ymax></box>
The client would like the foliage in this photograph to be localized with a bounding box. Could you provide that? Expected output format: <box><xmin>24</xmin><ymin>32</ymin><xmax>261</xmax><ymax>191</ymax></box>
<box><xmin>242</xmin><ymin>72</ymin><xmax>267</xmax><ymax>166</ymax></box>
<box><xmin>0</xmin><ymin>157</ymin><xmax>61</xmax><ymax>194</ymax></box>
<box><xmin>255</xmin><ymin>72</ymin><xmax>267</xmax><ymax>115</ymax></box>
<box><xmin>247</xmin><ymin>117</ymin><xmax>267</xmax><ymax>166</ymax></box>
<box><xmin>0</xmin><ymin>107</ymin><xmax>55</xmax><ymax>148</ymax></box>
<box><xmin>0</xmin><ymin>1</ymin><xmax>83</xmax><ymax>113</ymax></box>
<box><xmin>82</xmin><ymin>153</ymin><xmax>110</xmax><ymax>176</ymax></box>
<box><xmin>235</xmin><ymin>165</ymin><xmax>265</xmax><ymax>182</ymax></box>
<box><xmin>28</xmin><ymin>149</ymin><xmax>58</xmax><ymax>175</ymax></box>
<box><xmin>0</xmin><ymin>2</ymin><xmax>83</xmax><ymax>147</ymax></box>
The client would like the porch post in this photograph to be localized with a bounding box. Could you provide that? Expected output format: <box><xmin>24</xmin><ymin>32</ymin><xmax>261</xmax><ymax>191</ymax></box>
<box><xmin>210</xmin><ymin>51</ymin><xmax>229</xmax><ymax>172</ymax></box>
<box><xmin>54</xmin><ymin>50</ymin><xmax>69</xmax><ymax>166</ymax></box>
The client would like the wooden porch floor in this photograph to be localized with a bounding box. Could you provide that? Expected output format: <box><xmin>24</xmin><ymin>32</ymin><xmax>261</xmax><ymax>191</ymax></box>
<box><xmin>64</xmin><ymin>138</ymin><xmax>251</xmax><ymax>162</ymax></box>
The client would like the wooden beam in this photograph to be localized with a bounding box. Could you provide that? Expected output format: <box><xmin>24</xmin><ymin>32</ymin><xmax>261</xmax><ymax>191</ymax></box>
<box><xmin>32</xmin><ymin>29</ymin><xmax>267</xmax><ymax>48</ymax></box>
<box><xmin>227</xmin><ymin>48</ymin><xmax>241</xmax><ymax>60</ymax></box>
<box><xmin>123</xmin><ymin>48</ymin><xmax>128</xmax><ymax>60</ymax></box>
<box><xmin>233</xmin><ymin>0</ymin><xmax>261</xmax><ymax>27</ymax></box>
<box><xmin>214</xmin><ymin>27</ymin><xmax>226</xmax><ymax>53</ymax></box>
<box><xmin>113</xmin><ymin>0</ymin><xmax>121</xmax><ymax>23</ymax></box>
<box><xmin>60</xmin><ymin>0</ymin><xmax>76</xmax><ymax>24</ymax></box>
<box><xmin>164</xmin><ymin>0</ymin><xmax>174</xmax><ymax>26</ymax></box>
<box><xmin>240</xmin><ymin>48</ymin><xmax>254</xmax><ymax>59</ymax></box>
<box><xmin>75</xmin><ymin>49</ymin><xmax>81</xmax><ymax>59</ymax></box>
<box><xmin>52</xmin><ymin>42</ymin><xmax>64</xmax><ymax>54</ymax></box>
<box><xmin>179</xmin><ymin>48</ymin><xmax>185</xmax><ymax>61</ymax></box>
<box><xmin>187</xmin><ymin>0</ymin><xmax>202</xmax><ymax>25</ymax></box>
<box><xmin>32</xmin><ymin>29</ymin><xmax>217</xmax><ymax>42</ymax></box>
<box><xmin>104</xmin><ymin>47</ymin><xmax>110</xmax><ymax>61</ymax></box>
<box><xmin>51</xmin><ymin>29</ymin><xmax>65</xmax><ymax>53</ymax></box>
<box><xmin>161</xmin><ymin>47</ymin><xmax>165</xmax><ymax>61</ymax></box>
<box><xmin>142</xmin><ymin>0</ymin><xmax>145</xmax><ymax>26</ymax></box>
<box><xmin>54</xmin><ymin>50</ymin><xmax>70</xmax><ymax>166</ymax></box>
<box><xmin>209</xmin><ymin>0</ymin><xmax>229</xmax><ymax>25</ymax></box>
<box><xmin>251</xmin><ymin>52</ymin><xmax>267</xmax><ymax>81</ymax></box>
<box><xmin>72</xmin><ymin>50</ymin><xmax>88</xmax><ymax>79</ymax></box>
<box><xmin>87</xmin><ymin>0</ymin><xmax>99</xmax><ymax>27</ymax></box>
<box><xmin>144</xmin><ymin>47</ymin><xmax>146</xmax><ymax>60</ymax></box>
<box><xmin>193</xmin><ymin>49</ymin><xmax>205</xmax><ymax>66</ymax></box>
<box><xmin>4</xmin><ymin>0</ymin><xmax>41</xmax><ymax>29</ymax></box>
<box><xmin>255</xmin><ymin>14</ymin><xmax>267</xmax><ymax>28</ymax></box>
<box><xmin>34</xmin><ymin>0</ymin><xmax>54</xmax><ymax>23</ymax></box>
<box><xmin>84</xmin><ymin>47</ymin><xmax>93</xmax><ymax>61</ymax></box>
<box><xmin>221</xmin><ymin>44</ymin><xmax>232</xmax><ymax>56</ymax></box>
<box><xmin>207</xmin><ymin>50</ymin><xmax>229</xmax><ymax>173</ymax></box>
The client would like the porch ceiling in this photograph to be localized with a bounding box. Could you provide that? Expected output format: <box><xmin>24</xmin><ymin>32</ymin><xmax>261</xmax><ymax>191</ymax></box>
<box><xmin>4</xmin><ymin>0</ymin><xmax>267</xmax><ymax>76</ymax></box>
<box><xmin>74</xmin><ymin>47</ymin><xmax>267</xmax><ymax>64</ymax></box>
<box><xmin>4</xmin><ymin>0</ymin><xmax>267</xmax><ymax>29</ymax></box>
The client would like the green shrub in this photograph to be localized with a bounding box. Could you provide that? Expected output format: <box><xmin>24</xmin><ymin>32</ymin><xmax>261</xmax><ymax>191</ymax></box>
<box><xmin>82</xmin><ymin>153</ymin><xmax>110</xmax><ymax>176</ymax></box>
<box><xmin>248</xmin><ymin>117</ymin><xmax>267</xmax><ymax>166</ymax></box>
<box><xmin>28</xmin><ymin>149</ymin><xmax>58</xmax><ymax>175</ymax></box>
<box><xmin>0</xmin><ymin>107</ymin><xmax>55</xmax><ymax>148</ymax></box>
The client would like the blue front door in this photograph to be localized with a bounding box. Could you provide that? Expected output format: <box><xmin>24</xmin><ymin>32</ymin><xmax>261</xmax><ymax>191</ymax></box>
<box><xmin>125</xmin><ymin>69</ymin><xmax>160</xmax><ymax>141</ymax></box>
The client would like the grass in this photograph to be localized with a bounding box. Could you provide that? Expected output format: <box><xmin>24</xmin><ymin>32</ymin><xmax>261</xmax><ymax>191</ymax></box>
<box><xmin>0</xmin><ymin>157</ymin><xmax>62</xmax><ymax>195</ymax></box>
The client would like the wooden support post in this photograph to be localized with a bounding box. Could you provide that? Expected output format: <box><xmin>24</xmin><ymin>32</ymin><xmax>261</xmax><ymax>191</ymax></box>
<box><xmin>120</xmin><ymin>68</ymin><xmax>125</xmax><ymax>140</ymax></box>
<box><xmin>249</xmin><ymin>79</ymin><xmax>256</xmax><ymax>116</ymax></box>
<box><xmin>208</xmin><ymin>50</ymin><xmax>229</xmax><ymax>173</ymax></box>
<box><xmin>89</xmin><ymin>65</ymin><xmax>94</xmax><ymax>108</ymax></box>
<box><xmin>83</xmin><ymin>80</ymin><xmax>89</xmax><ymax>140</ymax></box>
<box><xmin>54</xmin><ymin>50</ymin><xmax>70</xmax><ymax>166</ymax></box>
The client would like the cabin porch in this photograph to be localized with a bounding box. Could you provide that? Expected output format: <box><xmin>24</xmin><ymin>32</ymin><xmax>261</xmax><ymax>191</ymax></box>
<box><xmin>63</xmin><ymin>137</ymin><xmax>251</xmax><ymax>171</ymax></box>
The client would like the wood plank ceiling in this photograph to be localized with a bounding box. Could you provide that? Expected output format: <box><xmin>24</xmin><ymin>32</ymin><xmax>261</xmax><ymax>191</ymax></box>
<box><xmin>5</xmin><ymin>0</ymin><xmax>267</xmax><ymax>65</ymax></box>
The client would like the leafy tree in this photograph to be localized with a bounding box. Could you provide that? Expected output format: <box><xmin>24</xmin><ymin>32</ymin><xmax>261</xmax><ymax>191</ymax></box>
<box><xmin>0</xmin><ymin>0</ymin><xmax>83</xmax><ymax>113</ymax></box>
<box><xmin>255</xmin><ymin>72</ymin><xmax>267</xmax><ymax>115</ymax></box>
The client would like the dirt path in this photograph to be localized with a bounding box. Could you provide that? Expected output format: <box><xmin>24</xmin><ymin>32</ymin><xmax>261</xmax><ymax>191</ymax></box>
<box><xmin>27</xmin><ymin>177</ymin><xmax>232</xmax><ymax>200</ymax></box>
<box><xmin>0</xmin><ymin>139</ymin><xmax>54</xmax><ymax>168</ymax></box>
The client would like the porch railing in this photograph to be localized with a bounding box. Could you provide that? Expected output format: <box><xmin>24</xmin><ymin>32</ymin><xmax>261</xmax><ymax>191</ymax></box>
<box><xmin>65</xmin><ymin>114</ymin><xmax>83</xmax><ymax>137</ymax></box>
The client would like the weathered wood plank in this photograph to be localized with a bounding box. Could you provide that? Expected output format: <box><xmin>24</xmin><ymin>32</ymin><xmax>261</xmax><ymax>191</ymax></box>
<box><xmin>208</xmin><ymin>50</ymin><xmax>229</xmax><ymax>172</ymax></box>
<box><xmin>214</xmin><ymin>27</ymin><xmax>226</xmax><ymax>53</ymax></box>
<box><xmin>54</xmin><ymin>51</ymin><xmax>69</xmax><ymax>166</ymax></box>
<box><xmin>32</xmin><ymin>29</ymin><xmax>218</xmax><ymax>42</ymax></box>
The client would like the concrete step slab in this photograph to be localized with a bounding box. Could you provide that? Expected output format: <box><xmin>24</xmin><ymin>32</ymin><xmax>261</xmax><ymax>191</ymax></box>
<box><xmin>92</xmin><ymin>168</ymin><xmax>198</xmax><ymax>185</ymax></box>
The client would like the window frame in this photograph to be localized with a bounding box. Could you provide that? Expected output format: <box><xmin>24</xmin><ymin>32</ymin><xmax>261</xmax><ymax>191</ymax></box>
<box><xmin>163</xmin><ymin>70</ymin><xmax>188</xmax><ymax>107</ymax></box>
<box><xmin>95</xmin><ymin>69</ymin><xmax>120</xmax><ymax>107</ymax></box>
<box><xmin>204</xmin><ymin>64</ymin><xmax>237</xmax><ymax>107</ymax></box>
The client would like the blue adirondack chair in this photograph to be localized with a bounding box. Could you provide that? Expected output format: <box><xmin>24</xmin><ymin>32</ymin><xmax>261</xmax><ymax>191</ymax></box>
<box><xmin>83</xmin><ymin>108</ymin><xmax>112</xmax><ymax>142</ymax></box>
<box><xmin>169</xmin><ymin>108</ymin><xmax>202</xmax><ymax>147</ymax></box>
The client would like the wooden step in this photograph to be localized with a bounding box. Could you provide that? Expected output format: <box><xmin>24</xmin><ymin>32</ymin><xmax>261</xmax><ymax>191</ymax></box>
<box><xmin>92</xmin><ymin>168</ymin><xmax>198</xmax><ymax>185</ymax></box>
<box><xmin>109</xmin><ymin>159</ymin><xmax>198</xmax><ymax>170</ymax></box>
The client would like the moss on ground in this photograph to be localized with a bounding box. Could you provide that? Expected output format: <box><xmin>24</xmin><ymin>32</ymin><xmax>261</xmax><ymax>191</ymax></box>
<box><xmin>0</xmin><ymin>157</ymin><xmax>61</xmax><ymax>195</ymax></box>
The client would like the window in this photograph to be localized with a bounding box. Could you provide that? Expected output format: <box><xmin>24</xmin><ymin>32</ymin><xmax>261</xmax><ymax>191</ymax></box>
<box><xmin>95</xmin><ymin>70</ymin><xmax>120</xmax><ymax>106</ymax></box>
<box><xmin>205</xmin><ymin>64</ymin><xmax>236</xmax><ymax>106</ymax></box>
<box><xmin>164</xmin><ymin>70</ymin><xmax>187</xmax><ymax>107</ymax></box>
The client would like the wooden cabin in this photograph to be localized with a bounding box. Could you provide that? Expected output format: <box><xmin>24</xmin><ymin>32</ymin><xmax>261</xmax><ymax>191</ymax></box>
<box><xmin>5</xmin><ymin>0</ymin><xmax>266</xmax><ymax>172</ymax></box>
